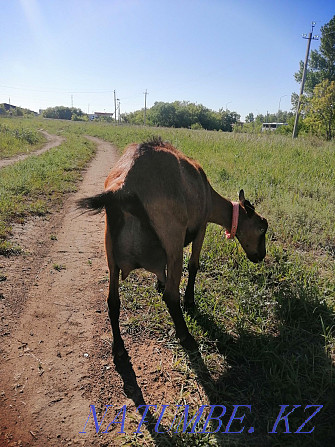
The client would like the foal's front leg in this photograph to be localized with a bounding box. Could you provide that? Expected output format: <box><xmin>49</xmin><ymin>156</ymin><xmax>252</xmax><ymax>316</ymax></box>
<box><xmin>163</xmin><ymin>248</ymin><xmax>197</xmax><ymax>351</ymax></box>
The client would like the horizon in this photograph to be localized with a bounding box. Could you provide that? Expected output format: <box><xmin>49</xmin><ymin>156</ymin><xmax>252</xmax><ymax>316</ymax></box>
<box><xmin>0</xmin><ymin>100</ymin><xmax>294</xmax><ymax>120</ymax></box>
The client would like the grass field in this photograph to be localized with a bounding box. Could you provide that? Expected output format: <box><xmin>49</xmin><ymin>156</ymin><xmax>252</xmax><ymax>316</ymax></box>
<box><xmin>1</xmin><ymin>118</ymin><xmax>334</xmax><ymax>446</ymax></box>
<box><xmin>80</xmin><ymin>123</ymin><xmax>334</xmax><ymax>446</ymax></box>
<box><xmin>0</xmin><ymin>118</ymin><xmax>96</xmax><ymax>254</ymax></box>
<box><xmin>0</xmin><ymin>120</ymin><xmax>45</xmax><ymax>159</ymax></box>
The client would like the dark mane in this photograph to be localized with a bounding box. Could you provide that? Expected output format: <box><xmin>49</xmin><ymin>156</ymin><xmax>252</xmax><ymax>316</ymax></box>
<box><xmin>138</xmin><ymin>136</ymin><xmax>165</xmax><ymax>150</ymax></box>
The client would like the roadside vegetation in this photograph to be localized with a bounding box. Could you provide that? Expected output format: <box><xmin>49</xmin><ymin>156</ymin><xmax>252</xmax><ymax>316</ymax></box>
<box><xmin>0</xmin><ymin>119</ymin><xmax>95</xmax><ymax>254</ymax></box>
<box><xmin>0</xmin><ymin>117</ymin><xmax>334</xmax><ymax>445</ymax></box>
<box><xmin>0</xmin><ymin>121</ymin><xmax>45</xmax><ymax>159</ymax></box>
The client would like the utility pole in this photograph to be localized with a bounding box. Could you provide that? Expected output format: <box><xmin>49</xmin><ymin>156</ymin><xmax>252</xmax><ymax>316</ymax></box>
<box><xmin>292</xmin><ymin>22</ymin><xmax>319</xmax><ymax>138</ymax></box>
<box><xmin>114</xmin><ymin>90</ymin><xmax>117</xmax><ymax>123</ymax></box>
<box><xmin>117</xmin><ymin>98</ymin><xmax>120</xmax><ymax>124</ymax></box>
<box><xmin>71</xmin><ymin>95</ymin><xmax>73</xmax><ymax>108</ymax></box>
<box><xmin>144</xmin><ymin>89</ymin><xmax>148</xmax><ymax>125</ymax></box>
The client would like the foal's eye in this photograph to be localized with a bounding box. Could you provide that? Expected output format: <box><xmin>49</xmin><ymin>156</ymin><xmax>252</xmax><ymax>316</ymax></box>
<box><xmin>259</xmin><ymin>227</ymin><xmax>266</xmax><ymax>234</ymax></box>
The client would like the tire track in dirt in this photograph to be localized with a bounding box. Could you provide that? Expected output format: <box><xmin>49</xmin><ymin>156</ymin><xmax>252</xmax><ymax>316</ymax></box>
<box><xmin>0</xmin><ymin>131</ymin><xmax>64</xmax><ymax>169</ymax></box>
<box><xmin>0</xmin><ymin>137</ymin><xmax>119</xmax><ymax>446</ymax></box>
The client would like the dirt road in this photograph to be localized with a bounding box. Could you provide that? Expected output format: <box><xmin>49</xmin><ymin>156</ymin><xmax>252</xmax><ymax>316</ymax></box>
<box><xmin>0</xmin><ymin>137</ymin><xmax>187</xmax><ymax>447</ymax></box>
<box><xmin>1</xmin><ymin>137</ymin><xmax>119</xmax><ymax>446</ymax></box>
<box><xmin>0</xmin><ymin>131</ymin><xmax>65</xmax><ymax>169</ymax></box>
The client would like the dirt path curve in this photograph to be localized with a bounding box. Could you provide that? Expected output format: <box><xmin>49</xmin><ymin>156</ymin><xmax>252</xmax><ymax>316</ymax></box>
<box><xmin>0</xmin><ymin>131</ymin><xmax>64</xmax><ymax>169</ymax></box>
<box><xmin>0</xmin><ymin>137</ymin><xmax>119</xmax><ymax>446</ymax></box>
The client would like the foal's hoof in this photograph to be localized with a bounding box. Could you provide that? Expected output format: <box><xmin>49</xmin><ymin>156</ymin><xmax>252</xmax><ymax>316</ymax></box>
<box><xmin>180</xmin><ymin>333</ymin><xmax>198</xmax><ymax>352</ymax></box>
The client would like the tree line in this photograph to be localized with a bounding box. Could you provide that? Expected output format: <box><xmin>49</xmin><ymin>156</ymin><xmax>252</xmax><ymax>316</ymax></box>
<box><xmin>42</xmin><ymin>106</ymin><xmax>87</xmax><ymax>121</ymax></box>
<box><xmin>122</xmin><ymin>101</ymin><xmax>241</xmax><ymax>132</ymax></box>
<box><xmin>37</xmin><ymin>103</ymin><xmax>294</xmax><ymax>134</ymax></box>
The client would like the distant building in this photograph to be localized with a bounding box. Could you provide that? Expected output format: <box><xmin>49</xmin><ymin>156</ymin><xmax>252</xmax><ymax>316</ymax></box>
<box><xmin>1</xmin><ymin>103</ymin><xmax>17</xmax><ymax>113</ymax></box>
<box><xmin>262</xmin><ymin>122</ymin><xmax>288</xmax><ymax>131</ymax></box>
<box><xmin>91</xmin><ymin>111</ymin><xmax>114</xmax><ymax>120</ymax></box>
<box><xmin>0</xmin><ymin>103</ymin><xmax>38</xmax><ymax>115</ymax></box>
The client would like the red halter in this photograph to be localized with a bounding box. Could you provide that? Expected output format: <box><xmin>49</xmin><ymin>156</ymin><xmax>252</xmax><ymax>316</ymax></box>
<box><xmin>225</xmin><ymin>201</ymin><xmax>239</xmax><ymax>239</ymax></box>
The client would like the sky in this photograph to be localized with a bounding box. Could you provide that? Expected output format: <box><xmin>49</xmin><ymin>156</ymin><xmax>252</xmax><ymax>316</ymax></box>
<box><xmin>1</xmin><ymin>0</ymin><xmax>334</xmax><ymax>120</ymax></box>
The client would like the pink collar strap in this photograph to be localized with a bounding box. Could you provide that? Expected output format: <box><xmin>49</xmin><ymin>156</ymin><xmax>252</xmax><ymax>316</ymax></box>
<box><xmin>225</xmin><ymin>201</ymin><xmax>239</xmax><ymax>239</ymax></box>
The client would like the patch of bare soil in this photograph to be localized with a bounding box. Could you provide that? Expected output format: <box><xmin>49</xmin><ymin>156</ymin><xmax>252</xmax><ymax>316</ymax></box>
<box><xmin>0</xmin><ymin>137</ymin><xmax>195</xmax><ymax>447</ymax></box>
<box><xmin>0</xmin><ymin>131</ymin><xmax>64</xmax><ymax>169</ymax></box>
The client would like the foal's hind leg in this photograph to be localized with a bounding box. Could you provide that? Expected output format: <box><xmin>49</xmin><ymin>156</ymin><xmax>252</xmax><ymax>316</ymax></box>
<box><xmin>184</xmin><ymin>226</ymin><xmax>206</xmax><ymax>308</ymax></box>
<box><xmin>105</xmin><ymin>220</ymin><xmax>126</xmax><ymax>357</ymax></box>
<box><xmin>107</xmin><ymin>265</ymin><xmax>126</xmax><ymax>357</ymax></box>
<box><xmin>156</xmin><ymin>270</ymin><xmax>166</xmax><ymax>293</ymax></box>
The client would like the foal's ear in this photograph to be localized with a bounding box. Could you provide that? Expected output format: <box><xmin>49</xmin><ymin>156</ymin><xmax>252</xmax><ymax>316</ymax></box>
<box><xmin>239</xmin><ymin>189</ymin><xmax>245</xmax><ymax>205</ymax></box>
<box><xmin>239</xmin><ymin>189</ymin><xmax>255</xmax><ymax>217</ymax></box>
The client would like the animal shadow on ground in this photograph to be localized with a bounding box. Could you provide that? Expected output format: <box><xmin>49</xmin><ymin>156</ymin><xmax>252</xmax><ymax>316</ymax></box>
<box><xmin>184</xmin><ymin>281</ymin><xmax>335</xmax><ymax>447</ymax></box>
<box><xmin>113</xmin><ymin>278</ymin><xmax>334</xmax><ymax>447</ymax></box>
<box><xmin>113</xmin><ymin>354</ymin><xmax>179</xmax><ymax>446</ymax></box>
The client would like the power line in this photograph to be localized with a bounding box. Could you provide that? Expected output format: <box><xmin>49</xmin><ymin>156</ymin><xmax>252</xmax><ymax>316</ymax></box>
<box><xmin>0</xmin><ymin>84</ymin><xmax>116</xmax><ymax>94</ymax></box>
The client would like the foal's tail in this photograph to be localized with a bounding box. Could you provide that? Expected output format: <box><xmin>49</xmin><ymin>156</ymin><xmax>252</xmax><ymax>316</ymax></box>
<box><xmin>78</xmin><ymin>189</ymin><xmax>156</xmax><ymax>241</ymax></box>
<box><xmin>77</xmin><ymin>190</ymin><xmax>149</xmax><ymax>224</ymax></box>
<box><xmin>77</xmin><ymin>191</ymin><xmax>114</xmax><ymax>214</ymax></box>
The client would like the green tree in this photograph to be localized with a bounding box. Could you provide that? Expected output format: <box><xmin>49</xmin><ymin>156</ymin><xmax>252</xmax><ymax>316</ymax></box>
<box><xmin>43</xmin><ymin>106</ymin><xmax>84</xmax><ymax>120</ymax></box>
<box><xmin>123</xmin><ymin>100</ymin><xmax>239</xmax><ymax>131</ymax></box>
<box><xmin>220</xmin><ymin>109</ymin><xmax>240</xmax><ymax>131</ymax></box>
<box><xmin>14</xmin><ymin>107</ymin><xmax>24</xmax><ymax>117</ymax></box>
<box><xmin>255</xmin><ymin>114</ymin><xmax>265</xmax><ymax>125</ymax></box>
<box><xmin>174</xmin><ymin>101</ymin><xmax>192</xmax><ymax>128</ymax></box>
<box><xmin>294</xmin><ymin>16</ymin><xmax>335</xmax><ymax>96</ymax></box>
<box><xmin>304</xmin><ymin>79</ymin><xmax>335</xmax><ymax>139</ymax></box>
<box><xmin>150</xmin><ymin>102</ymin><xmax>177</xmax><ymax>127</ymax></box>
<box><xmin>245</xmin><ymin>112</ymin><xmax>254</xmax><ymax>123</ymax></box>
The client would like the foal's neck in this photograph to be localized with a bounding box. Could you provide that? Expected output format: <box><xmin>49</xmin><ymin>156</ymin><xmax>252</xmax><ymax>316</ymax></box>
<box><xmin>208</xmin><ymin>187</ymin><xmax>233</xmax><ymax>230</ymax></box>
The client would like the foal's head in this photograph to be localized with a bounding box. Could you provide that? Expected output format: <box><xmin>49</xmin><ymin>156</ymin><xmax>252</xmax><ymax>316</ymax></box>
<box><xmin>236</xmin><ymin>190</ymin><xmax>268</xmax><ymax>263</ymax></box>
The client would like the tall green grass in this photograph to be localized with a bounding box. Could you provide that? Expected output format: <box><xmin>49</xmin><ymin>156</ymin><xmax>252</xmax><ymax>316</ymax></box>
<box><xmin>0</xmin><ymin>132</ymin><xmax>95</xmax><ymax>254</ymax></box>
<box><xmin>73</xmin><ymin>123</ymin><xmax>333</xmax><ymax>446</ymax></box>
<box><xmin>0</xmin><ymin>119</ymin><xmax>45</xmax><ymax>158</ymax></box>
